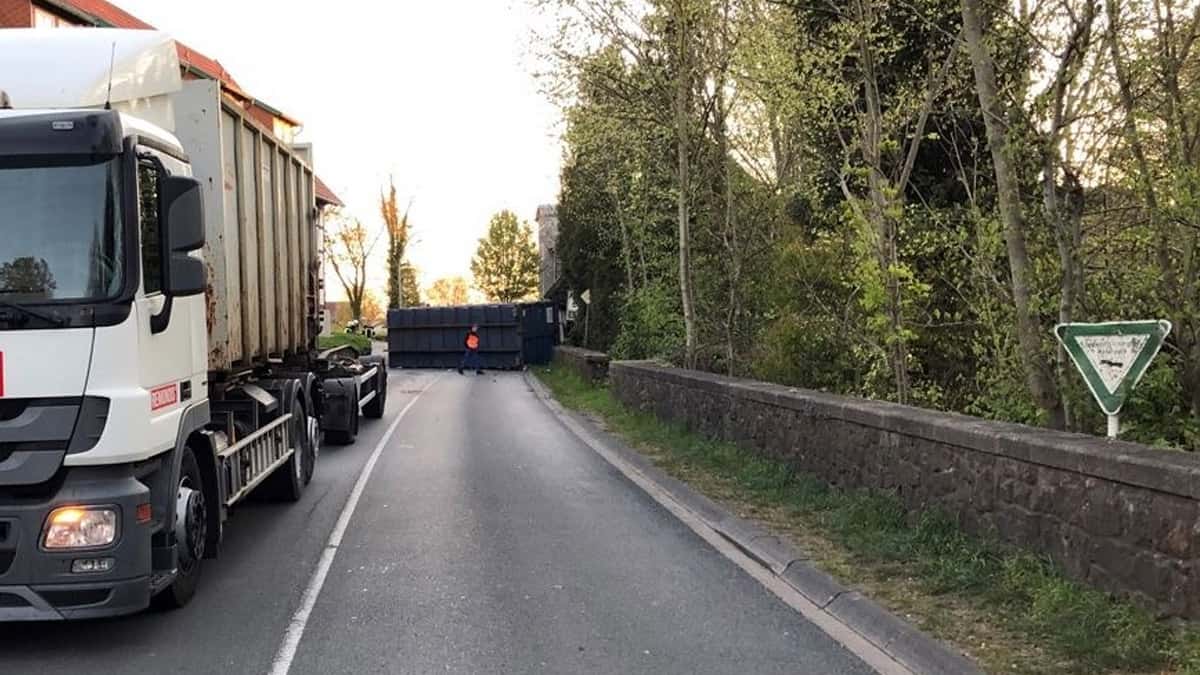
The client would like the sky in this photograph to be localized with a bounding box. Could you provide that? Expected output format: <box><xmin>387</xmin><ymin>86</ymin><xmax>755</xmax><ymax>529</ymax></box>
<box><xmin>114</xmin><ymin>0</ymin><xmax>563</xmax><ymax>297</ymax></box>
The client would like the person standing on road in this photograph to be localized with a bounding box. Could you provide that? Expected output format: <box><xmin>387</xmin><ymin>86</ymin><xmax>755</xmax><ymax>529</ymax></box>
<box><xmin>459</xmin><ymin>324</ymin><xmax>483</xmax><ymax>375</ymax></box>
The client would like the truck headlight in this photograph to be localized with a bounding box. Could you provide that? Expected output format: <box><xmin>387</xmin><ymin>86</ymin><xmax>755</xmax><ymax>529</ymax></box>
<box><xmin>43</xmin><ymin>507</ymin><xmax>119</xmax><ymax>549</ymax></box>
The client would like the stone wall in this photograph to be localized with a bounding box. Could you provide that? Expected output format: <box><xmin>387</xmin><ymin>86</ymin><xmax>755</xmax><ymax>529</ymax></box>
<box><xmin>610</xmin><ymin>360</ymin><xmax>1200</xmax><ymax>618</ymax></box>
<box><xmin>554</xmin><ymin>346</ymin><xmax>611</xmax><ymax>383</ymax></box>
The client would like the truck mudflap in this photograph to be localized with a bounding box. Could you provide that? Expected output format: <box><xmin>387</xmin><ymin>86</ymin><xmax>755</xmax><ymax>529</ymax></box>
<box><xmin>0</xmin><ymin>469</ymin><xmax>153</xmax><ymax>621</ymax></box>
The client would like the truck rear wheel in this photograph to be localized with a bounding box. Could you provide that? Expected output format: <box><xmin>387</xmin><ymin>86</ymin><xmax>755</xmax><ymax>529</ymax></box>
<box><xmin>153</xmin><ymin>446</ymin><xmax>207</xmax><ymax>609</ymax></box>
<box><xmin>325</xmin><ymin>408</ymin><xmax>357</xmax><ymax>445</ymax></box>
<box><xmin>263</xmin><ymin>398</ymin><xmax>311</xmax><ymax>501</ymax></box>
<box><xmin>324</xmin><ymin>379</ymin><xmax>359</xmax><ymax>445</ymax></box>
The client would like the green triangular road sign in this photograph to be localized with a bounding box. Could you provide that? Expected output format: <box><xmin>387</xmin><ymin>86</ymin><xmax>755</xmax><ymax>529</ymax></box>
<box><xmin>1054</xmin><ymin>320</ymin><xmax>1172</xmax><ymax>415</ymax></box>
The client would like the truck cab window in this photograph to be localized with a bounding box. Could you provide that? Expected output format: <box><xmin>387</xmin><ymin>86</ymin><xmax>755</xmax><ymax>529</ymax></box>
<box><xmin>138</xmin><ymin>160</ymin><xmax>163</xmax><ymax>295</ymax></box>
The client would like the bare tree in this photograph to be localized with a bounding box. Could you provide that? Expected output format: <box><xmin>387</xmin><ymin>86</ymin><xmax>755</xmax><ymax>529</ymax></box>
<box><xmin>324</xmin><ymin>211</ymin><xmax>383</xmax><ymax>324</ymax></box>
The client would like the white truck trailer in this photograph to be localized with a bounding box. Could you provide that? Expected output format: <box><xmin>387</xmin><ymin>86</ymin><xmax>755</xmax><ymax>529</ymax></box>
<box><xmin>0</xmin><ymin>29</ymin><xmax>387</xmax><ymax>620</ymax></box>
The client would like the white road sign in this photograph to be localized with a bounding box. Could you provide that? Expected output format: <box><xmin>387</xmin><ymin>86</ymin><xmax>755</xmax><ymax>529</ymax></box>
<box><xmin>1054</xmin><ymin>321</ymin><xmax>1172</xmax><ymax>431</ymax></box>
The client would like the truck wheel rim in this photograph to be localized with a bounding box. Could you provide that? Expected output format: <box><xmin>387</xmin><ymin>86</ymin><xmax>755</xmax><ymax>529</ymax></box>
<box><xmin>308</xmin><ymin>417</ymin><xmax>320</xmax><ymax>460</ymax></box>
<box><xmin>293</xmin><ymin>404</ymin><xmax>307</xmax><ymax>482</ymax></box>
<box><xmin>175</xmin><ymin>482</ymin><xmax>206</xmax><ymax>572</ymax></box>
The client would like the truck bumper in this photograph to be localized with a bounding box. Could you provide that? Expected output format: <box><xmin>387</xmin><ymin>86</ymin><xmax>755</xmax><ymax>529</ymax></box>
<box><xmin>0</xmin><ymin>467</ymin><xmax>154</xmax><ymax>621</ymax></box>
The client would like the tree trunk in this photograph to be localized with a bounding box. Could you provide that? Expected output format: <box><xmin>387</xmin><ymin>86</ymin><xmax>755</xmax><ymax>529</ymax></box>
<box><xmin>1047</xmin><ymin>164</ymin><xmax>1085</xmax><ymax>428</ymax></box>
<box><xmin>674</xmin><ymin>1</ymin><xmax>698</xmax><ymax>369</ymax></box>
<box><xmin>1041</xmin><ymin>1</ymin><xmax>1094</xmax><ymax>429</ymax></box>
<box><xmin>857</xmin><ymin>0</ymin><xmax>910</xmax><ymax>403</ymax></box>
<box><xmin>715</xmin><ymin>65</ymin><xmax>739</xmax><ymax>377</ymax></box>
<box><xmin>613</xmin><ymin>192</ymin><xmax>636</xmax><ymax>294</ymax></box>
<box><xmin>963</xmin><ymin>0</ymin><xmax>1066</xmax><ymax>428</ymax></box>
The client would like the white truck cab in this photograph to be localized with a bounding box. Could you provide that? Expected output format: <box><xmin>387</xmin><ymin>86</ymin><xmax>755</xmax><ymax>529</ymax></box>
<box><xmin>0</xmin><ymin>29</ymin><xmax>386</xmax><ymax>620</ymax></box>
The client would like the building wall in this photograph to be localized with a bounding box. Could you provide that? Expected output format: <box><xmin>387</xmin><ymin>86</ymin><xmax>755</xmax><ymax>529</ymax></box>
<box><xmin>610</xmin><ymin>360</ymin><xmax>1200</xmax><ymax>619</ymax></box>
<box><xmin>1</xmin><ymin>1</ymin><xmax>93</xmax><ymax>28</ymax></box>
<box><xmin>535</xmin><ymin>204</ymin><xmax>559</xmax><ymax>298</ymax></box>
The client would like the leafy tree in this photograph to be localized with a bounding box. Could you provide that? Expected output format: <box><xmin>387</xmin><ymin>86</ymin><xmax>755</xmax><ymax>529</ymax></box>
<box><xmin>399</xmin><ymin>261</ymin><xmax>421</xmax><ymax>307</ymax></box>
<box><xmin>380</xmin><ymin>177</ymin><xmax>412</xmax><ymax>310</ymax></box>
<box><xmin>470</xmin><ymin>210</ymin><xmax>540</xmax><ymax>302</ymax></box>
<box><xmin>535</xmin><ymin>0</ymin><xmax>1200</xmax><ymax>447</ymax></box>
<box><xmin>360</xmin><ymin>289</ymin><xmax>385</xmax><ymax>326</ymax></box>
<box><xmin>0</xmin><ymin>256</ymin><xmax>56</xmax><ymax>296</ymax></box>
<box><xmin>426</xmin><ymin>276</ymin><xmax>470</xmax><ymax>306</ymax></box>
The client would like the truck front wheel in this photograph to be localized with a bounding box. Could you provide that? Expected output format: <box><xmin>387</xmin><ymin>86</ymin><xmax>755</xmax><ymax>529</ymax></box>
<box><xmin>154</xmin><ymin>446</ymin><xmax>207</xmax><ymax>609</ymax></box>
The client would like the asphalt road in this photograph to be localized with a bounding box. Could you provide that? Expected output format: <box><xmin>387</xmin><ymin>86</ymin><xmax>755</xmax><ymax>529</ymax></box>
<box><xmin>0</xmin><ymin>371</ymin><xmax>873</xmax><ymax>675</ymax></box>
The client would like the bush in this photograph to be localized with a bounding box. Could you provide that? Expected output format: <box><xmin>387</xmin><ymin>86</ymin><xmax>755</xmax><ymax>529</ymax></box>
<box><xmin>317</xmin><ymin>332</ymin><xmax>371</xmax><ymax>355</ymax></box>
<box><xmin>611</xmin><ymin>282</ymin><xmax>685</xmax><ymax>361</ymax></box>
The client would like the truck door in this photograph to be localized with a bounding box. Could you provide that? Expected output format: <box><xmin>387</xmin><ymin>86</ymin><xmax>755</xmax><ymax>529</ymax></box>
<box><xmin>134</xmin><ymin>152</ymin><xmax>202</xmax><ymax>450</ymax></box>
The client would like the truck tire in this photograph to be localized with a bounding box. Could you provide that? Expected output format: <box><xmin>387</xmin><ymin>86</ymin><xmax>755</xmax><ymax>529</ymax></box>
<box><xmin>325</xmin><ymin>406</ymin><xmax>357</xmax><ymax>445</ymax></box>
<box><xmin>324</xmin><ymin>379</ymin><xmax>359</xmax><ymax>445</ymax></box>
<box><xmin>263</xmin><ymin>398</ymin><xmax>310</xmax><ymax>502</ymax></box>
<box><xmin>363</xmin><ymin>363</ymin><xmax>387</xmax><ymax>419</ymax></box>
<box><xmin>153</xmin><ymin>446</ymin><xmax>207</xmax><ymax>609</ymax></box>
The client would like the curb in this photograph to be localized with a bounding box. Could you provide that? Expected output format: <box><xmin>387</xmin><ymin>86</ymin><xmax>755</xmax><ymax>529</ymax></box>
<box><xmin>526</xmin><ymin>371</ymin><xmax>982</xmax><ymax>675</ymax></box>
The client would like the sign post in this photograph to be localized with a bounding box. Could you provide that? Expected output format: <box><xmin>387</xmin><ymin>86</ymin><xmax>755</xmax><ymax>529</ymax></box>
<box><xmin>1054</xmin><ymin>320</ymin><xmax>1171</xmax><ymax>438</ymax></box>
<box><xmin>579</xmin><ymin>289</ymin><xmax>592</xmax><ymax>348</ymax></box>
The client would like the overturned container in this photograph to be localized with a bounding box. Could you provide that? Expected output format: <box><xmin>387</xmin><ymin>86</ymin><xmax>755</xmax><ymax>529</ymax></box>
<box><xmin>387</xmin><ymin>302</ymin><xmax>559</xmax><ymax>369</ymax></box>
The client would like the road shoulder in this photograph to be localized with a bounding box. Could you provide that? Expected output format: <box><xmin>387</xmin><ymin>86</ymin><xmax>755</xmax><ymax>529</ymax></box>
<box><xmin>526</xmin><ymin>371</ymin><xmax>982</xmax><ymax>675</ymax></box>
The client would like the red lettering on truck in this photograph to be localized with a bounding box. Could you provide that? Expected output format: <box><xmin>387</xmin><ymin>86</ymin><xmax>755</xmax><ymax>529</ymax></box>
<box><xmin>150</xmin><ymin>383</ymin><xmax>178</xmax><ymax>411</ymax></box>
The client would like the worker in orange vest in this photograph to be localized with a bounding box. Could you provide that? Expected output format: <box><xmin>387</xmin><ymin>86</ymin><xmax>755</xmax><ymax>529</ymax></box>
<box><xmin>458</xmin><ymin>324</ymin><xmax>483</xmax><ymax>375</ymax></box>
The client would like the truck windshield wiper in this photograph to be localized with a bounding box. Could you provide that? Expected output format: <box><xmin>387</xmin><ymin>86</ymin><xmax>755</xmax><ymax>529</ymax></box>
<box><xmin>0</xmin><ymin>300</ymin><xmax>67</xmax><ymax>327</ymax></box>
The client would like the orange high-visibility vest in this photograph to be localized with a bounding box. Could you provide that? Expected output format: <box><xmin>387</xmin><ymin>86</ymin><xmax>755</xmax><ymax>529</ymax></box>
<box><xmin>466</xmin><ymin>334</ymin><xmax>480</xmax><ymax>350</ymax></box>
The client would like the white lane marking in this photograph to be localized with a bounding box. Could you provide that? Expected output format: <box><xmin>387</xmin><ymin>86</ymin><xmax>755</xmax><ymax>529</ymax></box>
<box><xmin>529</xmin><ymin>376</ymin><xmax>910</xmax><ymax>675</ymax></box>
<box><xmin>269</xmin><ymin>373</ymin><xmax>441</xmax><ymax>675</ymax></box>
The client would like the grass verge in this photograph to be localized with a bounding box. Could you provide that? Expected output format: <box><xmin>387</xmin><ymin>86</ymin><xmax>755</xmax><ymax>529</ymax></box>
<box><xmin>535</xmin><ymin>362</ymin><xmax>1200</xmax><ymax>674</ymax></box>
<box><xmin>317</xmin><ymin>332</ymin><xmax>372</xmax><ymax>355</ymax></box>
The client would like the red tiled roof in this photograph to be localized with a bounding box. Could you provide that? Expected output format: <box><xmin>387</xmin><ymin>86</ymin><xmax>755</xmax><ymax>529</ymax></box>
<box><xmin>56</xmin><ymin>1</ymin><xmax>248</xmax><ymax>94</ymax></box>
<box><xmin>176</xmin><ymin>44</ymin><xmax>246</xmax><ymax>95</ymax></box>
<box><xmin>59</xmin><ymin>0</ymin><xmax>150</xmax><ymax>29</ymax></box>
<box><xmin>315</xmin><ymin>175</ymin><xmax>343</xmax><ymax>207</ymax></box>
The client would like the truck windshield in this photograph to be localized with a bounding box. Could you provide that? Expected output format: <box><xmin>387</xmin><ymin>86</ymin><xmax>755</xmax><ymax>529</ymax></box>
<box><xmin>0</xmin><ymin>157</ymin><xmax>123</xmax><ymax>303</ymax></box>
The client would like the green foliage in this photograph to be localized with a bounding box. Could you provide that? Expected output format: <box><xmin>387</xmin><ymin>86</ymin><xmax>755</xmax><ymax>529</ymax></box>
<box><xmin>1122</xmin><ymin>356</ymin><xmax>1200</xmax><ymax>450</ymax></box>
<box><xmin>380</xmin><ymin>178</ymin><xmax>411</xmax><ymax>310</ymax></box>
<box><xmin>470</xmin><ymin>210</ymin><xmax>540</xmax><ymax>303</ymax></box>
<box><xmin>317</xmin><ymin>332</ymin><xmax>371</xmax><ymax>355</ymax></box>
<box><xmin>611</xmin><ymin>282</ymin><xmax>685</xmax><ymax>360</ymax></box>
<box><xmin>544</xmin><ymin>0</ymin><xmax>1200</xmax><ymax>448</ymax></box>
<box><xmin>398</xmin><ymin>262</ymin><xmax>421</xmax><ymax>307</ymax></box>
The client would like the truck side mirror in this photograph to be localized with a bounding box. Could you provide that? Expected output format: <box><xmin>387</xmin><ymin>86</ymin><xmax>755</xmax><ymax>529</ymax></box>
<box><xmin>162</xmin><ymin>176</ymin><xmax>205</xmax><ymax>297</ymax></box>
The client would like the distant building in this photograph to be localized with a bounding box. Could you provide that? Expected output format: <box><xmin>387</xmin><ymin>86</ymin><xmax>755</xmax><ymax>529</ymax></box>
<box><xmin>536</xmin><ymin>204</ymin><xmax>560</xmax><ymax>299</ymax></box>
